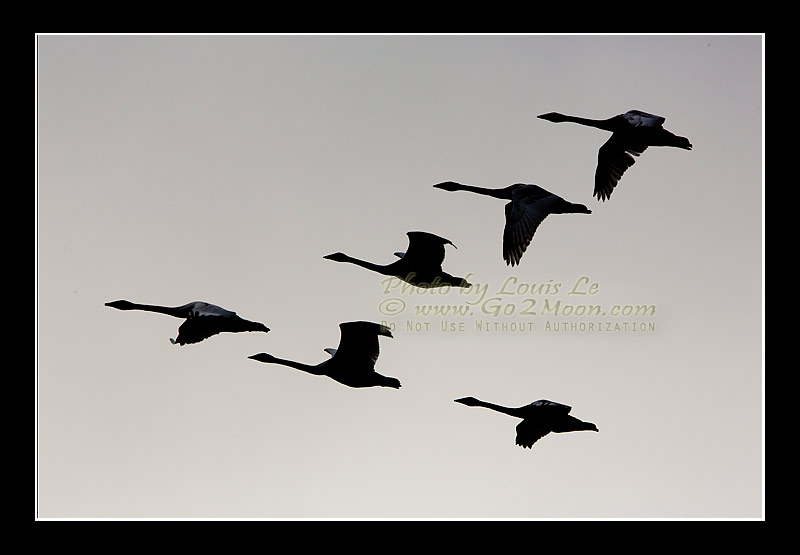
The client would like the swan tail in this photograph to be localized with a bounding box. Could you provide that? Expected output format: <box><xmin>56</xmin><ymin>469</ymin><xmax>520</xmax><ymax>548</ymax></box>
<box><xmin>675</xmin><ymin>136</ymin><xmax>693</xmax><ymax>150</ymax></box>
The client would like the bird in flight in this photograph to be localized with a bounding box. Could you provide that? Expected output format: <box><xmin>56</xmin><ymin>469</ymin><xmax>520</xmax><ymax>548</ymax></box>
<box><xmin>104</xmin><ymin>299</ymin><xmax>270</xmax><ymax>345</ymax></box>
<box><xmin>454</xmin><ymin>396</ymin><xmax>598</xmax><ymax>449</ymax></box>
<box><xmin>434</xmin><ymin>181</ymin><xmax>591</xmax><ymax>266</ymax></box>
<box><xmin>324</xmin><ymin>231</ymin><xmax>471</xmax><ymax>288</ymax></box>
<box><xmin>248</xmin><ymin>321</ymin><xmax>401</xmax><ymax>389</ymax></box>
<box><xmin>538</xmin><ymin>109</ymin><xmax>692</xmax><ymax>201</ymax></box>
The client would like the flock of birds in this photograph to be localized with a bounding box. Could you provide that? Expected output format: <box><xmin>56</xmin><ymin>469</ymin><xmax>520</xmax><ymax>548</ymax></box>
<box><xmin>106</xmin><ymin>110</ymin><xmax>691</xmax><ymax>449</ymax></box>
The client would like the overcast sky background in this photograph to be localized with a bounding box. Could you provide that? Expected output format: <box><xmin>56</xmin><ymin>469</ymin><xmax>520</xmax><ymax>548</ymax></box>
<box><xmin>36</xmin><ymin>34</ymin><xmax>763</xmax><ymax>519</ymax></box>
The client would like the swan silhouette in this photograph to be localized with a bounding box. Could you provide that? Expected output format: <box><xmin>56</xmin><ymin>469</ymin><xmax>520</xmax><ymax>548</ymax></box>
<box><xmin>104</xmin><ymin>300</ymin><xmax>270</xmax><ymax>345</ymax></box>
<box><xmin>537</xmin><ymin>110</ymin><xmax>692</xmax><ymax>201</ymax></box>
<box><xmin>323</xmin><ymin>231</ymin><xmax>471</xmax><ymax>288</ymax></box>
<box><xmin>248</xmin><ymin>321</ymin><xmax>401</xmax><ymax>389</ymax></box>
<box><xmin>433</xmin><ymin>181</ymin><xmax>591</xmax><ymax>267</ymax></box>
<box><xmin>454</xmin><ymin>397</ymin><xmax>598</xmax><ymax>449</ymax></box>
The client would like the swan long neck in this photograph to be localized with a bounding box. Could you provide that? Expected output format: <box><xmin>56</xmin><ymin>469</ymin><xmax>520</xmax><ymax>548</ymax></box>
<box><xmin>338</xmin><ymin>254</ymin><xmax>391</xmax><ymax>275</ymax></box>
<box><xmin>269</xmin><ymin>357</ymin><xmax>324</xmax><ymax>375</ymax></box>
<box><xmin>470</xmin><ymin>399</ymin><xmax>525</xmax><ymax>418</ymax></box>
<box><xmin>446</xmin><ymin>183</ymin><xmax>513</xmax><ymax>199</ymax></box>
<box><xmin>554</xmin><ymin>114</ymin><xmax>616</xmax><ymax>131</ymax></box>
<box><xmin>124</xmin><ymin>303</ymin><xmax>188</xmax><ymax>317</ymax></box>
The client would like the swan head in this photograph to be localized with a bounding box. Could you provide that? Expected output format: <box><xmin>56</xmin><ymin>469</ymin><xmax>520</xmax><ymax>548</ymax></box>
<box><xmin>457</xmin><ymin>278</ymin><xmax>473</xmax><ymax>288</ymax></box>
<box><xmin>248</xmin><ymin>353</ymin><xmax>277</xmax><ymax>364</ymax></box>
<box><xmin>573</xmin><ymin>203</ymin><xmax>592</xmax><ymax>214</ymax></box>
<box><xmin>105</xmin><ymin>300</ymin><xmax>135</xmax><ymax>310</ymax></box>
<box><xmin>379</xmin><ymin>376</ymin><xmax>402</xmax><ymax>389</ymax></box>
<box><xmin>537</xmin><ymin>112</ymin><xmax>567</xmax><ymax>123</ymax></box>
<box><xmin>323</xmin><ymin>252</ymin><xmax>350</xmax><ymax>263</ymax></box>
<box><xmin>432</xmin><ymin>181</ymin><xmax>461</xmax><ymax>192</ymax></box>
<box><xmin>454</xmin><ymin>397</ymin><xmax>480</xmax><ymax>406</ymax></box>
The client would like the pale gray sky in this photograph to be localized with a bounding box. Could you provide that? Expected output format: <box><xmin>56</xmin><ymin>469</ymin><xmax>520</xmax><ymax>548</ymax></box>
<box><xmin>36</xmin><ymin>34</ymin><xmax>763</xmax><ymax>519</ymax></box>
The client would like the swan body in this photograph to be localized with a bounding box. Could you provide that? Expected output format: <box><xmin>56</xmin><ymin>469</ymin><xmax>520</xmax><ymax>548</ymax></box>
<box><xmin>324</xmin><ymin>231</ymin><xmax>471</xmax><ymax>288</ymax></box>
<box><xmin>454</xmin><ymin>396</ymin><xmax>598</xmax><ymax>449</ymax></box>
<box><xmin>248</xmin><ymin>321</ymin><xmax>400</xmax><ymax>389</ymax></box>
<box><xmin>538</xmin><ymin>109</ymin><xmax>692</xmax><ymax>201</ymax></box>
<box><xmin>104</xmin><ymin>299</ymin><xmax>270</xmax><ymax>345</ymax></box>
<box><xmin>434</xmin><ymin>181</ymin><xmax>590</xmax><ymax>267</ymax></box>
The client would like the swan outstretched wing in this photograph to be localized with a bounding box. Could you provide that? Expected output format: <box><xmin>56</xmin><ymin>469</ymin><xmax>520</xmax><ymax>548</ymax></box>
<box><xmin>515</xmin><ymin>419</ymin><xmax>551</xmax><ymax>449</ymax></box>
<box><xmin>184</xmin><ymin>302</ymin><xmax>237</xmax><ymax>318</ymax></box>
<box><xmin>622</xmin><ymin>110</ymin><xmax>665</xmax><ymax>128</ymax></box>
<box><xmin>514</xmin><ymin>400</ymin><xmax>572</xmax><ymax>447</ymax></box>
<box><xmin>331</xmin><ymin>321</ymin><xmax>392</xmax><ymax>370</ymax></box>
<box><xmin>595</xmin><ymin>136</ymin><xmax>648</xmax><ymax>201</ymax></box>
<box><xmin>168</xmin><ymin>302</ymin><xmax>238</xmax><ymax>344</ymax></box>
<box><xmin>401</xmin><ymin>231</ymin><xmax>454</xmax><ymax>270</ymax></box>
<box><xmin>502</xmin><ymin>188</ymin><xmax>560</xmax><ymax>266</ymax></box>
<box><xmin>172</xmin><ymin>305</ymin><xmax>266</xmax><ymax>345</ymax></box>
<box><xmin>528</xmin><ymin>399</ymin><xmax>572</xmax><ymax>413</ymax></box>
<box><xmin>173</xmin><ymin>317</ymin><xmax>226</xmax><ymax>345</ymax></box>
